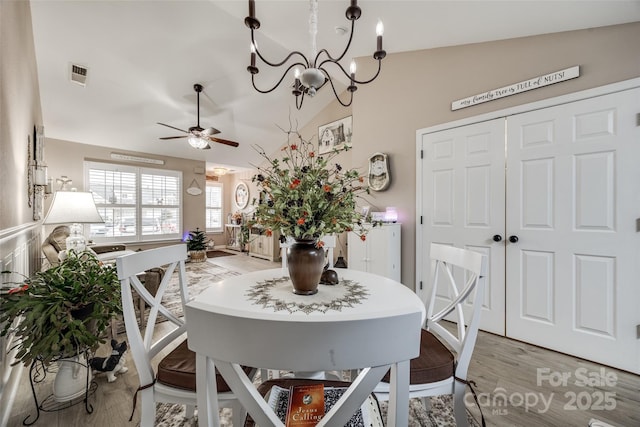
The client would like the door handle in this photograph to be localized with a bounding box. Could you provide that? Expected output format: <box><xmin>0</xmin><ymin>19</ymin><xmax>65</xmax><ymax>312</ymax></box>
<box><xmin>492</xmin><ymin>234</ymin><xmax>503</xmax><ymax>242</ymax></box>
<box><xmin>509</xmin><ymin>235</ymin><xmax>519</xmax><ymax>243</ymax></box>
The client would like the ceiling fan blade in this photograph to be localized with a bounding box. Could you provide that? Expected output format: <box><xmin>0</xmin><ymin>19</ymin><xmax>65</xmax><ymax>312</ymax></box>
<box><xmin>201</xmin><ymin>127</ymin><xmax>221</xmax><ymax>136</ymax></box>
<box><xmin>157</xmin><ymin>122</ymin><xmax>188</xmax><ymax>133</ymax></box>
<box><xmin>159</xmin><ymin>135</ymin><xmax>188</xmax><ymax>140</ymax></box>
<box><xmin>209</xmin><ymin>136</ymin><xmax>240</xmax><ymax>147</ymax></box>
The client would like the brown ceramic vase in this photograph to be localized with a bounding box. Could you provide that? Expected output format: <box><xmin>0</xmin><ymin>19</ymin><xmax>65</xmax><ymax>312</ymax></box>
<box><xmin>287</xmin><ymin>238</ymin><xmax>324</xmax><ymax>295</ymax></box>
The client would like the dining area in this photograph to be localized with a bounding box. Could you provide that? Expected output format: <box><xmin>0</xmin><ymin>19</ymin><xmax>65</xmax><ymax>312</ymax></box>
<box><xmin>115</xmin><ymin>242</ymin><xmax>485</xmax><ymax>427</ymax></box>
<box><xmin>185</xmin><ymin>267</ymin><xmax>425</xmax><ymax>427</ymax></box>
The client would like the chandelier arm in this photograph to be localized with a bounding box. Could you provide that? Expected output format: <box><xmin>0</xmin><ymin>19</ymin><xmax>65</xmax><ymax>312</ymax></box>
<box><xmin>351</xmin><ymin>59</ymin><xmax>383</xmax><ymax>85</ymax></box>
<box><xmin>252</xmin><ymin>31</ymin><xmax>310</xmax><ymax>68</ymax></box>
<box><xmin>295</xmin><ymin>93</ymin><xmax>305</xmax><ymax>110</ymax></box>
<box><xmin>317</xmin><ymin>59</ymin><xmax>382</xmax><ymax>85</ymax></box>
<box><xmin>251</xmin><ymin>62</ymin><xmax>308</xmax><ymax>94</ymax></box>
<box><xmin>317</xmin><ymin>59</ymin><xmax>350</xmax><ymax>80</ymax></box>
<box><xmin>313</xmin><ymin>19</ymin><xmax>356</xmax><ymax>66</ymax></box>
<box><xmin>323</xmin><ymin>73</ymin><xmax>353</xmax><ymax>107</ymax></box>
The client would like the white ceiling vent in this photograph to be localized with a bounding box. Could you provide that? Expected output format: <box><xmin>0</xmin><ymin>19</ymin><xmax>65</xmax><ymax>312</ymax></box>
<box><xmin>69</xmin><ymin>63</ymin><xmax>88</xmax><ymax>86</ymax></box>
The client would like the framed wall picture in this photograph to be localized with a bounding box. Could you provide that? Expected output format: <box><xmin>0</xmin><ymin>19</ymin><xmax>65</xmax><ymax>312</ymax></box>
<box><xmin>234</xmin><ymin>182</ymin><xmax>249</xmax><ymax>209</ymax></box>
<box><xmin>318</xmin><ymin>116</ymin><xmax>352</xmax><ymax>155</ymax></box>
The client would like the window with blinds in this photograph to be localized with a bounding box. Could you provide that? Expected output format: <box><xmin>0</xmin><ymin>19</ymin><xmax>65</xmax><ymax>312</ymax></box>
<box><xmin>205</xmin><ymin>183</ymin><xmax>223</xmax><ymax>233</ymax></box>
<box><xmin>85</xmin><ymin>161</ymin><xmax>182</xmax><ymax>242</ymax></box>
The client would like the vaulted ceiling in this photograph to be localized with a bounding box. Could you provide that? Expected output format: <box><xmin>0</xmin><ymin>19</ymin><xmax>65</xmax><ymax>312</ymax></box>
<box><xmin>30</xmin><ymin>1</ymin><xmax>640</xmax><ymax>171</ymax></box>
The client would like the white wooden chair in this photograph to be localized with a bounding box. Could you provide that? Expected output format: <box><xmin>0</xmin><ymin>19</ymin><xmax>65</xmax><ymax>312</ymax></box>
<box><xmin>280</xmin><ymin>234</ymin><xmax>336</xmax><ymax>269</ymax></box>
<box><xmin>374</xmin><ymin>243</ymin><xmax>486</xmax><ymax>427</ymax></box>
<box><xmin>116</xmin><ymin>244</ymin><xmax>253</xmax><ymax>427</ymax></box>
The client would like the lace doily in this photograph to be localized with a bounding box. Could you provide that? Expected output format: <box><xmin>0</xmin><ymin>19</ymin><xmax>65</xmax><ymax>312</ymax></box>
<box><xmin>246</xmin><ymin>276</ymin><xmax>368</xmax><ymax>314</ymax></box>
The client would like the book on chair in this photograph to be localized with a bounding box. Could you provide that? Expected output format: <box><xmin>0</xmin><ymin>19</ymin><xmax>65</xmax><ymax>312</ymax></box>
<box><xmin>285</xmin><ymin>384</ymin><xmax>325</xmax><ymax>426</ymax></box>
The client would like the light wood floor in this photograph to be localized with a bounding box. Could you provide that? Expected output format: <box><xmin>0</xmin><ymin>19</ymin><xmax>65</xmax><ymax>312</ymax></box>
<box><xmin>5</xmin><ymin>252</ymin><xmax>639</xmax><ymax>426</ymax></box>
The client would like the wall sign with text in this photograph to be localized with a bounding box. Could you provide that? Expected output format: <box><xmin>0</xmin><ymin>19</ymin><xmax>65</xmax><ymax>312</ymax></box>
<box><xmin>452</xmin><ymin>66</ymin><xmax>580</xmax><ymax>111</ymax></box>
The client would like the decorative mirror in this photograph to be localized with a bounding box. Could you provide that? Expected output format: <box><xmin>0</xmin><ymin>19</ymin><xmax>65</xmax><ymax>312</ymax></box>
<box><xmin>234</xmin><ymin>182</ymin><xmax>249</xmax><ymax>209</ymax></box>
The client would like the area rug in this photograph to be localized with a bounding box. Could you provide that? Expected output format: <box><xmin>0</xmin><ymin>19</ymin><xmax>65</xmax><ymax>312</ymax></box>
<box><xmin>115</xmin><ymin>260</ymin><xmax>240</xmax><ymax>334</ymax></box>
<box><xmin>154</xmin><ymin>394</ymin><xmax>481</xmax><ymax>426</ymax></box>
<box><xmin>207</xmin><ymin>250</ymin><xmax>237</xmax><ymax>258</ymax></box>
<box><xmin>161</xmin><ymin>260</ymin><xmax>241</xmax><ymax>319</ymax></box>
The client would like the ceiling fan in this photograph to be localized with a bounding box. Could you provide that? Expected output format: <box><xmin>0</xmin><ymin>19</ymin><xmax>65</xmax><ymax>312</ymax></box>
<box><xmin>157</xmin><ymin>83</ymin><xmax>239</xmax><ymax>150</ymax></box>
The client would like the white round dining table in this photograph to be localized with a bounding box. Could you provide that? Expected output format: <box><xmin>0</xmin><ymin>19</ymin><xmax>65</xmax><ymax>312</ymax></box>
<box><xmin>185</xmin><ymin>268</ymin><xmax>425</xmax><ymax>427</ymax></box>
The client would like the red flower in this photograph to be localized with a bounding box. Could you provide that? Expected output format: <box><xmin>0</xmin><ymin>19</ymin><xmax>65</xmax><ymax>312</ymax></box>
<box><xmin>290</xmin><ymin>144</ymin><xmax>297</xmax><ymax>150</ymax></box>
<box><xmin>317</xmin><ymin>240</ymin><xmax>325</xmax><ymax>248</ymax></box>
<box><xmin>8</xmin><ymin>284</ymin><xmax>28</xmax><ymax>294</ymax></box>
<box><xmin>323</xmin><ymin>184</ymin><xmax>331</xmax><ymax>192</ymax></box>
<box><xmin>265</xmin><ymin>229</ymin><xmax>273</xmax><ymax>237</ymax></box>
<box><xmin>345</xmin><ymin>226</ymin><xmax>352</xmax><ymax>232</ymax></box>
<box><xmin>360</xmin><ymin>235</ymin><xmax>367</xmax><ymax>241</ymax></box>
<box><xmin>289</xmin><ymin>178</ymin><xmax>301</xmax><ymax>189</ymax></box>
<box><xmin>297</xmin><ymin>218</ymin><xmax>305</xmax><ymax>225</ymax></box>
<box><xmin>309</xmin><ymin>152</ymin><xmax>315</xmax><ymax>157</ymax></box>
<box><xmin>359</xmin><ymin>176</ymin><xmax>364</xmax><ymax>183</ymax></box>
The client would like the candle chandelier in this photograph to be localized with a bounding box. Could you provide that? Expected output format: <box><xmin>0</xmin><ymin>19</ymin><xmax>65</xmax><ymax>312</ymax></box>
<box><xmin>245</xmin><ymin>0</ymin><xmax>386</xmax><ymax>109</ymax></box>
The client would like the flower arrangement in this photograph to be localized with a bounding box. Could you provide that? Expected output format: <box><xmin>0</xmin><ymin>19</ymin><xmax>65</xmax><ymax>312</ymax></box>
<box><xmin>251</xmin><ymin>128</ymin><xmax>375</xmax><ymax>243</ymax></box>
<box><xmin>0</xmin><ymin>250</ymin><xmax>121</xmax><ymax>366</ymax></box>
<box><xmin>231</xmin><ymin>211</ymin><xmax>243</xmax><ymax>224</ymax></box>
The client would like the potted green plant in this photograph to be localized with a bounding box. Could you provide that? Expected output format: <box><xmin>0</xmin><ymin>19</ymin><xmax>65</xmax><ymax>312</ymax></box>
<box><xmin>239</xmin><ymin>223</ymin><xmax>251</xmax><ymax>252</ymax></box>
<box><xmin>186</xmin><ymin>227</ymin><xmax>208</xmax><ymax>262</ymax></box>
<box><xmin>0</xmin><ymin>250</ymin><xmax>121</xmax><ymax>401</ymax></box>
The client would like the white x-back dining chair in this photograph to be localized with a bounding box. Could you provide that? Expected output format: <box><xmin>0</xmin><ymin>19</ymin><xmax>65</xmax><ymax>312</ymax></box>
<box><xmin>116</xmin><ymin>244</ymin><xmax>254</xmax><ymax>427</ymax></box>
<box><xmin>374</xmin><ymin>243</ymin><xmax>486</xmax><ymax>427</ymax></box>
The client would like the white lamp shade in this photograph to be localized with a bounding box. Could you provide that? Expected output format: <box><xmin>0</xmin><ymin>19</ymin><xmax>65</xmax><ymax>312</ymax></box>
<box><xmin>43</xmin><ymin>191</ymin><xmax>105</xmax><ymax>224</ymax></box>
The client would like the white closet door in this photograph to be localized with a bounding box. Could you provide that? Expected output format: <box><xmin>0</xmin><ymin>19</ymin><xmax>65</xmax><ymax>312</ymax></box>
<box><xmin>421</xmin><ymin>118</ymin><xmax>506</xmax><ymax>335</ymax></box>
<box><xmin>505</xmin><ymin>88</ymin><xmax>640</xmax><ymax>373</ymax></box>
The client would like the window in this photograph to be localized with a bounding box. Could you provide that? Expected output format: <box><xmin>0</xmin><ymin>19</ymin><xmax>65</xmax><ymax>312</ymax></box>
<box><xmin>85</xmin><ymin>161</ymin><xmax>181</xmax><ymax>242</ymax></box>
<box><xmin>205</xmin><ymin>183</ymin><xmax>223</xmax><ymax>233</ymax></box>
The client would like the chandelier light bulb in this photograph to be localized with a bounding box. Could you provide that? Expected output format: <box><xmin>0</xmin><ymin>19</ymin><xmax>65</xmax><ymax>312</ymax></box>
<box><xmin>350</xmin><ymin>60</ymin><xmax>357</xmax><ymax>74</ymax></box>
<box><xmin>376</xmin><ymin>20</ymin><xmax>384</xmax><ymax>36</ymax></box>
<box><xmin>248</xmin><ymin>41</ymin><xmax>258</xmax><ymax>73</ymax></box>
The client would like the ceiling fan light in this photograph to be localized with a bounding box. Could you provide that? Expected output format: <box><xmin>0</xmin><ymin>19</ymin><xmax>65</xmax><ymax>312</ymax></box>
<box><xmin>188</xmin><ymin>135</ymin><xmax>209</xmax><ymax>149</ymax></box>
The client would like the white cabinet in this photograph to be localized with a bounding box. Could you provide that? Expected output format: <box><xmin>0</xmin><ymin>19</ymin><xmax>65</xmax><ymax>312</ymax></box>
<box><xmin>249</xmin><ymin>227</ymin><xmax>281</xmax><ymax>262</ymax></box>
<box><xmin>348</xmin><ymin>224</ymin><xmax>401</xmax><ymax>282</ymax></box>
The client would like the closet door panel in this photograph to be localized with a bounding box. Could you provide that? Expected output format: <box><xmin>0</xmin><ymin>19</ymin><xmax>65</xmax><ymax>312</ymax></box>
<box><xmin>421</xmin><ymin>118</ymin><xmax>506</xmax><ymax>334</ymax></box>
<box><xmin>505</xmin><ymin>88</ymin><xmax>640</xmax><ymax>373</ymax></box>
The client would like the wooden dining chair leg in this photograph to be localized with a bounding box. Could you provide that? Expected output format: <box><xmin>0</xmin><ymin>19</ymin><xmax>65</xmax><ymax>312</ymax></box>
<box><xmin>139</xmin><ymin>387</ymin><xmax>156</xmax><ymax>427</ymax></box>
<box><xmin>422</xmin><ymin>396</ymin><xmax>431</xmax><ymax>412</ymax></box>
<box><xmin>453</xmin><ymin>381</ymin><xmax>470</xmax><ymax>427</ymax></box>
<box><xmin>185</xmin><ymin>405</ymin><xmax>195</xmax><ymax>419</ymax></box>
<box><xmin>231</xmin><ymin>401</ymin><xmax>246</xmax><ymax>427</ymax></box>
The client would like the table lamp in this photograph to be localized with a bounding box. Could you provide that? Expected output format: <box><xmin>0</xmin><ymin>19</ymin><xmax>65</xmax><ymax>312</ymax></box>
<box><xmin>43</xmin><ymin>189</ymin><xmax>105</xmax><ymax>252</ymax></box>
